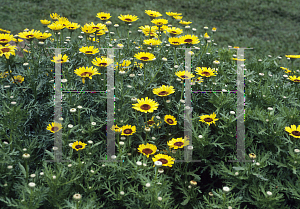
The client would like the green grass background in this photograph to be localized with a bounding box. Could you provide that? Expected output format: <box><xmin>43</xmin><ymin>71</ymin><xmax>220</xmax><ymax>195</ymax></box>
<box><xmin>1</xmin><ymin>0</ymin><xmax>299</xmax><ymax>65</ymax></box>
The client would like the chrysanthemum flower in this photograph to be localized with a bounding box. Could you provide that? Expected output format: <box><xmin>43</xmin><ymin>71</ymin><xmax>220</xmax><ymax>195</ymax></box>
<box><xmin>285</xmin><ymin>55</ymin><xmax>300</xmax><ymax>59</ymax></box>
<box><xmin>74</xmin><ymin>66</ymin><xmax>101</xmax><ymax>84</ymax></box>
<box><xmin>249</xmin><ymin>153</ymin><xmax>256</xmax><ymax>159</ymax></box>
<box><xmin>51</xmin><ymin>54</ymin><xmax>69</xmax><ymax>63</ymax></box>
<box><xmin>139</xmin><ymin>25</ymin><xmax>159</xmax><ymax>34</ymax></box>
<box><xmin>118</xmin><ymin>14</ymin><xmax>139</xmax><ymax>23</ymax></box>
<box><xmin>50</xmin><ymin>13</ymin><xmax>60</xmax><ymax>20</ymax></box>
<box><xmin>87</xmin><ymin>22</ymin><xmax>107</xmax><ymax>31</ymax></box>
<box><xmin>179</xmin><ymin>20</ymin><xmax>192</xmax><ymax>25</ymax></box>
<box><xmin>81</xmin><ymin>25</ymin><xmax>97</xmax><ymax>34</ymax></box>
<box><xmin>167</xmin><ymin>137</ymin><xmax>189</xmax><ymax>149</ymax></box>
<box><xmin>285</xmin><ymin>125</ymin><xmax>300</xmax><ymax>138</ymax></box>
<box><xmin>66</xmin><ymin>22</ymin><xmax>81</xmax><ymax>31</ymax></box>
<box><xmin>145</xmin><ymin>10</ymin><xmax>162</xmax><ymax>18</ymax></box>
<box><xmin>57</xmin><ymin>17</ymin><xmax>71</xmax><ymax>27</ymax></box>
<box><xmin>0</xmin><ymin>44</ymin><xmax>17</xmax><ymax>59</ymax></box>
<box><xmin>46</xmin><ymin>122</ymin><xmax>62</xmax><ymax>133</ymax></box>
<box><xmin>288</xmin><ymin>75</ymin><xmax>300</xmax><ymax>83</ymax></box>
<box><xmin>11</xmin><ymin>75</ymin><xmax>24</xmax><ymax>84</ymax></box>
<box><xmin>231</xmin><ymin>58</ymin><xmax>246</xmax><ymax>61</ymax></box>
<box><xmin>175</xmin><ymin>71</ymin><xmax>195</xmax><ymax>80</ymax></box>
<box><xmin>72</xmin><ymin>141</ymin><xmax>87</xmax><ymax>151</ymax></box>
<box><xmin>181</xmin><ymin>34</ymin><xmax>200</xmax><ymax>45</ymax></box>
<box><xmin>164</xmin><ymin>115</ymin><xmax>177</xmax><ymax>125</ymax></box>
<box><xmin>212</xmin><ymin>27</ymin><xmax>217</xmax><ymax>32</ymax></box>
<box><xmin>151</xmin><ymin>19</ymin><xmax>168</xmax><ymax>26</ymax></box>
<box><xmin>168</xmin><ymin>37</ymin><xmax>183</xmax><ymax>46</ymax></box>
<box><xmin>111</xmin><ymin>124</ymin><xmax>122</xmax><ymax>133</ymax></box>
<box><xmin>143</xmin><ymin>39</ymin><xmax>162</xmax><ymax>46</ymax></box>
<box><xmin>0</xmin><ymin>28</ymin><xmax>11</xmax><ymax>34</ymax></box>
<box><xmin>121</xmin><ymin>125</ymin><xmax>136</xmax><ymax>136</ymax></box>
<box><xmin>134</xmin><ymin>61</ymin><xmax>144</xmax><ymax>69</ymax></box>
<box><xmin>115</xmin><ymin>60</ymin><xmax>131</xmax><ymax>70</ymax></box>
<box><xmin>0</xmin><ymin>33</ymin><xmax>14</xmax><ymax>45</ymax></box>
<box><xmin>173</xmin><ymin>15</ymin><xmax>182</xmax><ymax>20</ymax></box>
<box><xmin>132</xmin><ymin>97</ymin><xmax>159</xmax><ymax>113</ymax></box>
<box><xmin>40</xmin><ymin>19</ymin><xmax>51</xmax><ymax>25</ymax></box>
<box><xmin>138</xmin><ymin>143</ymin><xmax>157</xmax><ymax>158</ymax></box>
<box><xmin>96</xmin><ymin>12</ymin><xmax>111</xmax><ymax>21</ymax></box>
<box><xmin>0</xmin><ymin>71</ymin><xmax>11</xmax><ymax>78</ymax></box>
<box><xmin>47</xmin><ymin>22</ymin><xmax>64</xmax><ymax>32</ymax></box>
<box><xmin>165</xmin><ymin>27</ymin><xmax>183</xmax><ymax>36</ymax></box>
<box><xmin>199</xmin><ymin>112</ymin><xmax>219</xmax><ymax>126</ymax></box>
<box><xmin>166</xmin><ymin>12</ymin><xmax>182</xmax><ymax>17</ymax></box>
<box><xmin>18</xmin><ymin>29</ymin><xmax>39</xmax><ymax>40</ymax></box>
<box><xmin>191</xmin><ymin>77</ymin><xmax>204</xmax><ymax>84</ymax></box>
<box><xmin>92</xmin><ymin>56</ymin><xmax>114</xmax><ymax>67</ymax></box>
<box><xmin>145</xmin><ymin>116</ymin><xmax>161</xmax><ymax>128</ymax></box>
<box><xmin>134</xmin><ymin>52</ymin><xmax>155</xmax><ymax>62</ymax></box>
<box><xmin>153</xmin><ymin>85</ymin><xmax>175</xmax><ymax>97</ymax></box>
<box><xmin>35</xmin><ymin>32</ymin><xmax>52</xmax><ymax>41</ymax></box>
<box><xmin>152</xmin><ymin>154</ymin><xmax>175</xmax><ymax>167</ymax></box>
<box><xmin>195</xmin><ymin>67</ymin><xmax>218</xmax><ymax>77</ymax></box>
<box><xmin>79</xmin><ymin>46</ymin><xmax>99</xmax><ymax>55</ymax></box>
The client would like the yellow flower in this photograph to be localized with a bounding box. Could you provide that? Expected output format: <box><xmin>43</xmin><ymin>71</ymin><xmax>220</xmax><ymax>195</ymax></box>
<box><xmin>79</xmin><ymin>46</ymin><xmax>99</xmax><ymax>55</ymax></box>
<box><xmin>87</xmin><ymin>22</ymin><xmax>107</xmax><ymax>31</ymax></box>
<box><xmin>81</xmin><ymin>25</ymin><xmax>97</xmax><ymax>34</ymax></box>
<box><xmin>132</xmin><ymin>97</ymin><xmax>159</xmax><ymax>113</ymax></box>
<box><xmin>11</xmin><ymin>75</ymin><xmax>24</xmax><ymax>84</ymax></box>
<box><xmin>212</xmin><ymin>27</ymin><xmax>217</xmax><ymax>32</ymax></box>
<box><xmin>0</xmin><ymin>33</ymin><xmax>14</xmax><ymax>45</ymax></box>
<box><xmin>285</xmin><ymin>125</ymin><xmax>300</xmax><ymax>138</ymax></box>
<box><xmin>138</xmin><ymin>143</ymin><xmax>157</xmax><ymax>158</ymax></box>
<box><xmin>180</xmin><ymin>34</ymin><xmax>200</xmax><ymax>45</ymax></box>
<box><xmin>0</xmin><ymin>28</ymin><xmax>11</xmax><ymax>34</ymax></box>
<box><xmin>179</xmin><ymin>20</ymin><xmax>192</xmax><ymax>25</ymax></box>
<box><xmin>40</xmin><ymin>19</ymin><xmax>51</xmax><ymax>25</ymax></box>
<box><xmin>288</xmin><ymin>75</ymin><xmax>300</xmax><ymax>83</ymax></box>
<box><xmin>167</xmin><ymin>137</ymin><xmax>189</xmax><ymax>149</ymax></box>
<box><xmin>121</xmin><ymin>125</ymin><xmax>136</xmax><ymax>136</ymax></box>
<box><xmin>249</xmin><ymin>153</ymin><xmax>256</xmax><ymax>159</ymax></box>
<box><xmin>153</xmin><ymin>85</ymin><xmax>175</xmax><ymax>97</ymax></box>
<box><xmin>165</xmin><ymin>27</ymin><xmax>183</xmax><ymax>36</ymax></box>
<box><xmin>173</xmin><ymin>15</ymin><xmax>182</xmax><ymax>20</ymax></box>
<box><xmin>151</xmin><ymin>19</ymin><xmax>168</xmax><ymax>26</ymax></box>
<box><xmin>134</xmin><ymin>52</ymin><xmax>155</xmax><ymax>62</ymax></box>
<box><xmin>0</xmin><ymin>44</ymin><xmax>17</xmax><ymax>59</ymax></box>
<box><xmin>145</xmin><ymin>10</ymin><xmax>162</xmax><ymax>18</ymax></box>
<box><xmin>35</xmin><ymin>32</ymin><xmax>52</xmax><ymax>40</ymax></box>
<box><xmin>195</xmin><ymin>67</ymin><xmax>218</xmax><ymax>77</ymax></box>
<box><xmin>51</xmin><ymin>54</ymin><xmax>69</xmax><ymax>64</ymax></box>
<box><xmin>145</xmin><ymin>116</ymin><xmax>161</xmax><ymax>128</ymax></box>
<box><xmin>168</xmin><ymin>37</ymin><xmax>183</xmax><ymax>46</ymax></box>
<box><xmin>199</xmin><ymin>112</ymin><xmax>219</xmax><ymax>126</ymax></box>
<box><xmin>50</xmin><ymin>13</ymin><xmax>60</xmax><ymax>20</ymax></box>
<box><xmin>57</xmin><ymin>17</ymin><xmax>71</xmax><ymax>27</ymax></box>
<box><xmin>66</xmin><ymin>22</ymin><xmax>81</xmax><ymax>31</ymax></box>
<box><xmin>204</xmin><ymin>32</ymin><xmax>210</xmax><ymax>39</ymax></box>
<box><xmin>18</xmin><ymin>29</ymin><xmax>39</xmax><ymax>40</ymax></box>
<box><xmin>285</xmin><ymin>55</ymin><xmax>300</xmax><ymax>59</ymax></box>
<box><xmin>92</xmin><ymin>56</ymin><xmax>114</xmax><ymax>67</ymax></box>
<box><xmin>74</xmin><ymin>66</ymin><xmax>101</xmax><ymax>84</ymax></box>
<box><xmin>175</xmin><ymin>71</ymin><xmax>195</xmax><ymax>80</ymax></box>
<box><xmin>166</xmin><ymin>12</ymin><xmax>182</xmax><ymax>16</ymax></box>
<box><xmin>72</xmin><ymin>141</ymin><xmax>87</xmax><ymax>151</ymax></box>
<box><xmin>232</xmin><ymin>58</ymin><xmax>246</xmax><ymax>61</ymax></box>
<box><xmin>143</xmin><ymin>39</ymin><xmax>162</xmax><ymax>46</ymax></box>
<box><xmin>118</xmin><ymin>14</ymin><xmax>139</xmax><ymax>23</ymax></box>
<box><xmin>96</xmin><ymin>12</ymin><xmax>111</xmax><ymax>21</ymax></box>
<box><xmin>47</xmin><ymin>22</ymin><xmax>64</xmax><ymax>31</ymax></box>
<box><xmin>164</xmin><ymin>115</ymin><xmax>177</xmax><ymax>125</ymax></box>
<box><xmin>111</xmin><ymin>124</ymin><xmax>122</xmax><ymax>133</ymax></box>
<box><xmin>152</xmin><ymin>154</ymin><xmax>175</xmax><ymax>167</ymax></box>
<box><xmin>46</xmin><ymin>122</ymin><xmax>62</xmax><ymax>133</ymax></box>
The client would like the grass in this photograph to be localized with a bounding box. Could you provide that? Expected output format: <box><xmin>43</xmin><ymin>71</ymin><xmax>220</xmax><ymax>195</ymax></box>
<box><xmin>1</xmin><ymin>0</ymin><xmax>299</xmax><ymax>65</ymax></box>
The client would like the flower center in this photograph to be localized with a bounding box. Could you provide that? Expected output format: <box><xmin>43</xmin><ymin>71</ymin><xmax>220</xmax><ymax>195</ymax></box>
<box><xmin>142</xmin><ymin>148</ymin><xmax>153</xmax><ymax>155</ymax></box>
<box><xmin>75</xmin><ymin>145</ymin><xmax>83</xmax><ymax>149</ymax></box>
<box><xmin>184</xmin><ymin>39</ymin><xmax>193</xmax><ymax>43</ymax></box>
<box><xmin>100</xmin><ymin>63</ymin><xmax>107</xmax><ymax>66</ymax></box>
<box><xmin>292</xmin><ymin>131</ymin><xmax>300</xmax><ymax>136</ymax></box>
<box><xmin>158</xmin><ymin>91</ymin><xmax>168</xmax><ymax>95</ymax></box>
<box><xmin>167</xmin><ymin>119</ymin><xmax>174</xmax><ymax>124</ymax></box>
<box><xmin>81</xmin><ymin>72</ymin><xmax>92</xmax><ymax>77</ymax></box>
<box><xmin>204</xmin><ymin>118</ymin><xmax>213</xmax><ymax>122</ymax></box>
<box><xmin>26</xmin><ymin>35</ymin><xmax>34</xmax><ymax>39</ymax></box>
<box><xmin>147</xmin><ymin>121</ymin><xmax>155</xmax><ymax>125</ymax></box>
<box><xmin>141</xmin><ymin>104</ymin><xmax>151</xmax><ymax>110</ymax></box>
<box><xmin>1</xmin><ymin>48</ymin><xmax>10</xmax><ymax>53</ymax></box>
<box><xmin>140</xmin><ymin>57</ymin><xmax>150</xmax><ymax>61</ymax></box>
<box><xmin>124</xmin><ymin>129</ymin><xmax>132</xmax><ymax>134</ymax></box>
<box><xmin>125</xmin><ymin>18</ymin><xmax>132</xmax><ymax>21</ymax></box>
<box><xmin>0</xmin><ymin>39</ymin><xmax>8</xmax><ymax>42</ymax></box>
<box><xmin>201</xmin><ymin>72</ymin><xmax>211</xmax><ymax>76</ymax></box>
<box><xmin>181</xmin><ymin>75</ymin><xmax>187</xmax><ymax>78</ymax></box>
<box><xmin>51</xmin><ymin>126</ymin><xmax>59</xmax><ymax>132</ymax></box>
<box><xmin>174</xmin><ymin>142</ymin><xmax>183</xmax><ymax>146</ymax></box>
<box><xmin>158</xmin><ymin>158</ymin><xmax>168</xmax><ymax>164</ymax></box>
<box><xmin>101</xmin><ymin>17</ymin><xmax>107</xmax><ymax>19</ymax></box>
<box><xmin>172</xmin><ymin>42</ymin><xmax>179</xmax><ymax>45</ymax></box>
<box><xmin>294</xmin><ymin>79</ymin><xmax>300</xmax><ymax>82</ymax></box>
<box><xmin>85</xmin><ymin>51</ymin><xmax>93</xmax><ymax>54</ymax></box>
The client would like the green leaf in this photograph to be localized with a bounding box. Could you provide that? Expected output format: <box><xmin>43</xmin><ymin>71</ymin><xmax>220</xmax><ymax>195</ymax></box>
<box><xmin>45</xmin><ymin>150</ymin><xmax>54</xmax><ymax>160</ymax></box>
<box><xmin>233</xmin><ymin>167</ymin><xmax>245</xmax><ymax>171</ymax></box>
<box><xmin>18</xmin><ymin>162</ymin><xmax>26</xmax><ymax>177</ymax></box>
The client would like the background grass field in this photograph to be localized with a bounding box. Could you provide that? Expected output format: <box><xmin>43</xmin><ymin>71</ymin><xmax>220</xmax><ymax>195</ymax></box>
<box><xmin>1</xmin><ymin>0</ymin><xmax>299</xmax><ymax>66</ymax></box>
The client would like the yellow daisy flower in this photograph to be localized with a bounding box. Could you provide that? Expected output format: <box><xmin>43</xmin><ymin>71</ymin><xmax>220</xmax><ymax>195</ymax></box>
<box><xmin>72</xmin><ymin>141</ymin><xmax>87</xmax><ymax>151</ymax></box>
<box><xmin>0</xmin><ymin>44</ymin><xmax>17</xmax><ymax>59</ymax></box>
<box><xmin>151</xmin><ymin>18</ymin><xmax>168</xmax><ymax>26</ymax></box>
<box><xmin>152</xmin><ymin>154</ymin><xmax>175</xmax><ymax>167</ymax></box>
<box><xmin>96</xmin><ymin>12</ymin><xmax>111</xmax><ymax>21</ymax></box>
<box><xmin>231</xmin><ymin>58</ymin><xmax>246</xmax><ymax>61</ymax></box>
<box><xmin>74</xmin><ymin>66</ymin><xmax>101</xmax><ymax>84</ymax></box>
<box><xmin>138</xmin><ymin>143</ymin><xmax>157</xmax><ymax>158</ymax></box>
<box><xmin>204</xmin><ymin>32</ymin><xmax>210</xmax><ymax>39</ymax></box>
<box><xmin>118</xmin><ymin>14</ymin><xmax>139</xmax><ymax>23</ymax></box>
<box><xmin>51</xmin><ymin>54</ymin><xmax>69</xmax><ymax>64</ymax></box>
<box><xmin>40</xmin><ymin>19</ymin><xmax>51</xmax><ymax>25</ymax></box>
<box><xmin>175</xmin><ymin>71</ymin><xmax>195</xmax><ymax>80</ymax></box>
<box><xmin>249</xmin><ymin>153</ymin><xmax>256</xmax><ymax>159</ymax></box>
<box><xmin>153</xmin><ymin>85</ymin><xmax>175</xmax><ymax>97</ymax></box>
<box><xmin>81</xmin><ymin>25</ymin><xmax>97</xmax><ymax>34</ymax></box>
<box><xmin>47</xmin><ymin>22</ymin><xmax>64</xmax><ymax>32</ymax></box>
<box><xmin>11</xmin><ymin>75</ymin><xmax>24</xmax><ymax>84</ymax></box>
<box><xmin>66</xmin><ymin>22</ymin><xmax>81</xmax><ymax>31</ymax></box>
<box><xmin>199</xmin><ymin>112</ymin><xmax>219</xmax><ymax>126</ymax></box>
<box><xmin>164</xmin><ymin>115</ymin><xmax>177</xmax><ymax>125</ymax></box>
<box><xmin>195</xmin><ymin>67</ymin><xmax>218</xmax><ymax>77</ymax></box>
<box><xmin>111</xmin><ymin>124</ymin><xmax>123</xmax><ymax>133</ymax></box>
<box><xmin>139</xmin><ymin>25</ymin><xmax>159</xmax><ymax>33</ymax></box>
<box><xmin>143</xmin><ymin>39</ymin><xmax>162</xmax><ymax>46</ymax></box>
<box><xmin>167</xmin><ymin>137</ymin><xmax>189</xmax><ymax>149</ymax></box>
<box><xmin>134</xmin><ymin>52</ymin><xmax>155</xmax><ymax>62</ymax></box>
<box><xmin>57</xmin><ymin>17</ymin><xmax>71</xmax><ymax>27</ymax></box>
<box><xmin>121</xmin><ymin>125</ymin><xmax>136</xmax><ymax>136</ymax></box>
<box><xmin>145</xmin><ymin>116</ymin><xmax>161</xmax><ymax>128</ymax></box>
<box><xmin>0</xmin><ymin>28</ymin><xmax>11</xmax><ymax>34</ymax></box>
<box><xmin>92</xmin><ymin>56</ymin><xmax>114</xmax><ymax>68</ymax></box>
<box><xmin>18</xmin><ymin>29</ymin><xmax>39</xmax><ymax>40</ymax></box>
<box><xmin>87</xmin><ymin>22</ymin><xmax>107</xmax><ymax>31</ymax></box>
<box><xmin>288</xmin><ymin>75</ymin><xmax>300</xmax><ymax>83</ymax></box>
<box><xmin>181</xmin><ymin>34</ymin><xmax>200</xmax><ymax>45</ymax></box>
<box><xmin>179</xmin><ymin>20</ymin><xmax>192</xmax><ymax>25</ymax></box>
<box><xmin>191</xmin><ymin>77</ymin><xmax>204</xmax><ymax>84</ymax></box>
<box><xmin>285</xmin><ymin>125</ymin><xmax>300</xmax><ymax>138</ymax></box>
<box><xmin>285</xmin><ymin>55</ymin><xmax>300</xmax><ymax>59</ymax></box>
<box><xmin>0</xmin><ymin>33</ymin><xmax>14</xmax><ymax>45</ymax></box>
<box><xmin>79</xmin><ymin>46</ymin><xmax>99</xmax><ymax>55</ymax></box>
<box><xmin>166</xmin><ymin>12</ymin><xmax>182</xmax><ymax>17</ymax></box>
<box><xmin>165</xmin><ymin>27</ymin><xmax>183</xmax><ymax>36</ymax></box>
<box><xmin>46</xmin><ymin>122</ymin><xmax>62</xmax><ymax>133</ymax></box>
<box><xmin>50</xmin><ymin>13</ymin><xmax>60</xmax><ymax>21</ymax></box>
<box><xmin>173</xmin><ymin>15</ymin><xmax>182</xmax><ymax>20</ymax></box>
<box><xmin>168</xmin><ymin>37</ymin><xmax>183</xmax><ymax>46</ymax></box>
<box><xmin>212</xmin><ymin>27</ymin><xmax>217</xmax><ymax>32</ymax></box>
<box><xmin>145</xmin><ymin>10</ymin><xmax>162</xmax><ymax>18</ymax></box>
<box><xmin>132</xmin><ymin>97</ymin><xmax>159</xmax><ymax>113</ymax></box>
<box><xmin>0</xmin><ymin>71</ymin><xmax>11</xmax><ymax>78</ymax></box>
